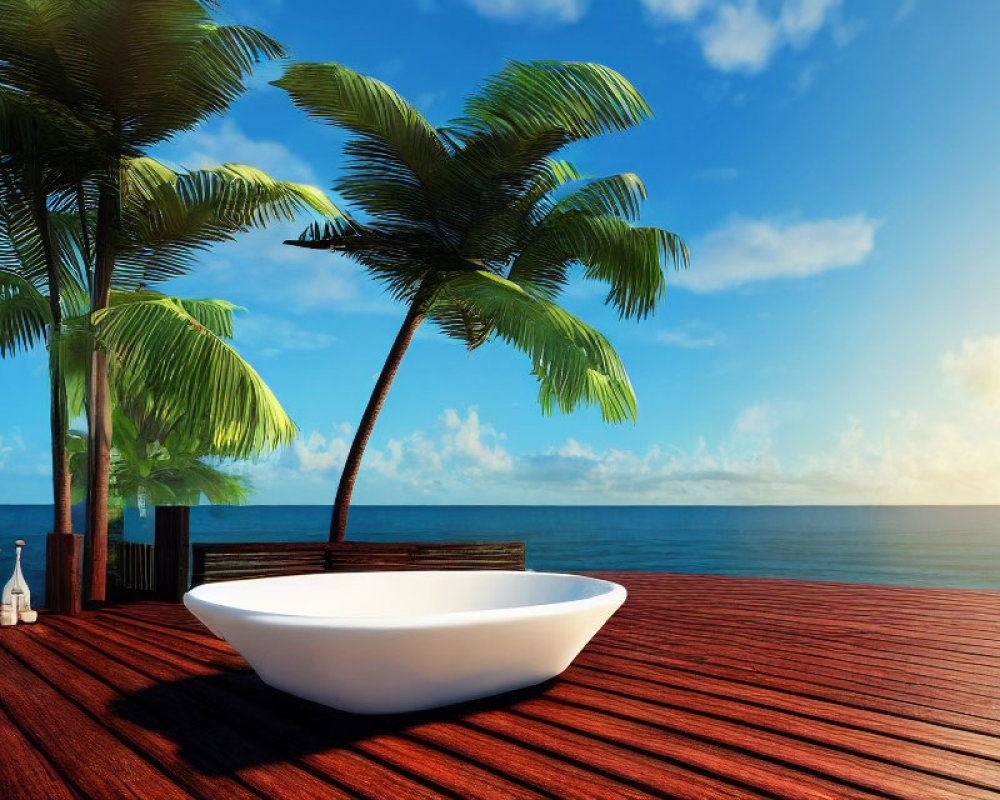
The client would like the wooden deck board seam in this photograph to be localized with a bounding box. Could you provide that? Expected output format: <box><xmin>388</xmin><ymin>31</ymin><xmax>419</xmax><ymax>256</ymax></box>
<box><xmin>3</xmin><ymin>629</ymin><xmax>276</xmax><ymax>800</ymax></box>
<box><xmin>573</xmin><ymin>658</ymin><xmax>1000</xmax><ymax>758</ymax></box>
<box><xmin>502</xmin><ymin>706</ymin><xmax>803</xmax><ymax>800</ymax></box>
<box><xmin>582</xmin><ymin>646</ymin><xmax>1000</xmax><ymax>739</ymax></box>
<box><xmin>37</xmin><ymin>618</ymin><xmax>446</xmax><ymax>800</ymax></box>
<box><xmin>549</xmin><ymin>680</ymin><xmax>1000</xmax><ymax>796</ymax></box>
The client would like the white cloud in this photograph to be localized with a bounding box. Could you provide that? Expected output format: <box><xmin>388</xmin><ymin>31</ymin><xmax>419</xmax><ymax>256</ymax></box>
<box><xmin>672</xmin><ymin>214</ymin><xmax>880</xmax><ymax>292</ymax></box>
<box><xmin>294</xmin><ymin>428</ymin><xmax>352</xmax><ymax>473</ymax></box>
<box><xmin>779</xmin><ymin>0</ymin><xmax>841</xmax><ymax>47</ymax></box>
<box><xmin>734</xmin><ymin>401</ymin><xmax>775</xmax><ymax>438</ymax></box>
<box><xmin>164</xmin><ymin>120</ymin><xmax>321</xmax><ymax>185</ymax></box>
<box><xmin>166</xmin><ymin>224</ymin><xmax>394</xmax><ymax>315</ymax></box>
<box><xmin>643</xmin><ymin>0</ymin><xmax>849</xmax><ymax>75</ymax></box>
<box><xmin>238</xmin><ymin>331</ymin><xmax>1000</xmax><ymax>504</ymax></box>
<box><xmin>698</xmin><ymin>2</ymin><xmax>781</xmax><ymax>74</ymax></box>
<box><xmin>0</xmin><ymin>436</ymin><xmax>13</xmax><ymax>469</ymax></box>
<box><xmin>464</xmin><ymin>0</ymin><xmax>588</xmax><ymax>23</ymax></box>
<box><xmin>367</xmin><ymin>408</ymin><xmax>512</xmax><ymax>483</ymax></box>
<box><xmin>509</xmin><ymin>391</ymin><xmax>1000</xmax><ymax>505</ymax></box>
<box><xmin>641</xmin><ymin>0</ymin><xmax>712</xmax><ymax>23</ymax></box>
<box><xmin>234</xmin><ymin>313</ymin><xmax>336</xmax><ymax>358</ymax></box>
<box><xmin>696</xmin><ymin>166</ymin><xmax>740</xmax><ymax>181</ymax></box>
<box><xmin>656</xmin><ymin>321</ymin><xmax>723</xmax><ymax>348</ymax></box>
<box><xmin>245</xmin><ymin>408</ymin><xmax>512</xmax><ymax>499</ymax></box>
<box><xmin>942</xmin><ymin>337</ymin><xmax>1000</xmax><ymax>407</ymax></box>
<box><xmin>442</xmin><ymin>408</ymin><xmax>513</xmax><ymax>473</ymax></box>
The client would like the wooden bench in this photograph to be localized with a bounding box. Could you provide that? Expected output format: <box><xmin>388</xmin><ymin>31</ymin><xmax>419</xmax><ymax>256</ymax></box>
<box><xmin>191</xmin><ymin>541</ymin><xmax>527</xmax><ymax>586</ymax></box>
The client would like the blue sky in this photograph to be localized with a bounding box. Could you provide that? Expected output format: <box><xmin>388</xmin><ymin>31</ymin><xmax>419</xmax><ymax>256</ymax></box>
<box><xmin>3</xmin><ymin>0</ymin><xmax>1000</xmax><ymax>505</ymax></box>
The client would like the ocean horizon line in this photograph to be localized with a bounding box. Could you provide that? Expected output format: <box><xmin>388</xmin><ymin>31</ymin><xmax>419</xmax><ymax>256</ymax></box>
<box><xmin>4</xmin><ymin>502</ymin><xmax>1000</xmax><ymax>509</ymax></box>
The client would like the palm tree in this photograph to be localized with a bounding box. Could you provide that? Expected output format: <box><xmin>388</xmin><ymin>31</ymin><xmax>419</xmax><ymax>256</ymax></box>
<box><xmin>274</xmin><ymin>60</ymin><xmax>689</xmax><ymax>541</ymax></box>
<box><xmin>0</xmin><ymin>90</ymin><xmax>97</xmax><ymax>537</ymax></box>
<box><xmin>0</xmin><ymin>0</ymin><xmax>345</xmax><ymax>601</ymax></box>
<box><xmin>0</xmin><ymin>157</ymin><xmax>336</xmax><ymax>603</ymax></box>
<box><xmin>67</xmin><ymin>295</ymin><xmax>283</xmax><ymax>517</ymax></box>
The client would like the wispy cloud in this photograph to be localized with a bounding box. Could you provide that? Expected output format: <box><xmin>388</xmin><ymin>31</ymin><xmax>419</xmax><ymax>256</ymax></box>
<box><xmin>894</xmin><ymin>0</ymin><xmax>917</xmax><ymax>23</ymax></box>
<box><xmin>696</xmin><ymin>166</ymin><xmax>739</xmax><ymax>181</ymax></box>
<box><xmin>942</xmin><ymin>336</ymin><xmax>1000</xmax><ymax>408</ymax></box>
<box><xmin>463</xmin><ymin>0</ymin><xmax>588</xmax><ymax>23</ymax></box>
<box><xmin>235</xmin><ymin>332</ymin><xmax>1000</xmax><ymax>504</ymax></box>
<box><xmin>159</xmin><ymin>120</ymin><xmax>321</xmax><ymax>185</ymax></box>
<box><xmin>0</xmin><ymin>436</ymin><xmax>15</xmax><ymax>470</ymax></box>
<box><xmin>796</xmin><ymin>61</ymin><xmax>822</xmax><ymax>92</ymax></box>
<box><xmin>233</xmin><ymin>313</ymin><xmax>336</xmax><ymax>358</ymax></box>
<box><xmin>167</xmin><ymin>225</ymin><xmax>395</xmax><ymax>316</ymax></box>
<box><xmin>641</xmin><ymin>0</ymin><xmax>712</xmax><ymax>22</ymax></box>
<box><xmin>642</xmin><ymin>0</ymin><xmax>851</xmax><ymax>75</ymax></box>
<box><xmin>655</xmin><ymin>321</ymin><xmax>724</xmax><ymax>348</ymax></box>
<box><xmin>672</xmin><ymin>213</ymin><xmax>880</xmax><ymax>292</ymax></box>
<box><xmin>697</xmin><ymin>2</ymin><xmax>782</xmax><ymax>74</ymax></box>
<box><xmin>243</xmin><ymin>408</ymin><xmax>512</xmax><ymax>499</ymax></box>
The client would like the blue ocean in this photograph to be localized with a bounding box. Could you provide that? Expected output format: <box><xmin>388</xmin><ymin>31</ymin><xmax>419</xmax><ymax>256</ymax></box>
<box><xmin>3</xmin><ymin>505</ymin><xmax>1000</xmax><ymax>604</ymax></box>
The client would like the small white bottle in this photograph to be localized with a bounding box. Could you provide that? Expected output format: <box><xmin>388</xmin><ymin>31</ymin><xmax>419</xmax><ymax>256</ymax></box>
<box><xmin>2</xmin><ymin>540</ymin><xmax>32</xmax><ymax>622</ymax></box>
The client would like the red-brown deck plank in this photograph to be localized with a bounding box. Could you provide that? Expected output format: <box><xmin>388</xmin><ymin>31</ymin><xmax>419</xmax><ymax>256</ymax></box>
<box><xmin>1</xmin><ymin>571</ymin><xmax>999</xmax><ymax>799</ymax></box>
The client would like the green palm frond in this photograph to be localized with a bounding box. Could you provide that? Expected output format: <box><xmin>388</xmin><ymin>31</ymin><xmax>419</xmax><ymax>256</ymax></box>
<box><xmin>57</xmin><ymin>321</ymin><xmax>90</xmax><ymax>418</ymax></box>
<box><xmin>510</xmin><ymin>213</ymin><xmax>687</xmax><ymax>319</ymax></box>
<box><xmin>435</xmin><ymin>271</ymin><xmax>637</xmax><ymax>423</ymax></box>
<box><xmin>450</xmin><ymin>60</ymin><xmax>652</xmax><ymax>141</ymax></box>
<box><xmin>3</xmin><ymin>0</ymin><xmax>287</xmax><ymax>150</ymax></box>
<box><xmin>0</xmin><ymin>268</ymin><xmax>50</xmax><ymax>355</ymax></box>
<box><xmin>552</xmin><ymin>173</ymin><xmax>647</xmax><ymax>220</ymax></box>
<box><xmin>93</xmin><ymin>296</ymin><xmax>297</xmax><ymax>459</ymax></box>
<box><xmin>0</xmin><ymin>198</ymin><xmax>47</xmax><ymax>284</ymax></box>
<box><xmin>278</xmin><ymin>59</ymin><xmax>687</xmax><ymax>427</ymax></box>
<box><xmin>108</xmin><ymin>289</ymin><xmax>239</xmax><ymax>338</ymax></box>
<box><xmin>273</xmin><ymin>62</ymin><xmax>448</xmax><ymax>235</ymax></box>
<box><xmin>114</xmin><ymin>157</ymin><xmax>346</xmax><ymax>285</ymax></box>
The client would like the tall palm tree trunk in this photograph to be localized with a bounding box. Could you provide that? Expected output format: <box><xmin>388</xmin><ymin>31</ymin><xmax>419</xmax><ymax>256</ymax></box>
<box><xmin>330</xmin><ymin>302</ymin><xmax>424</xmax><ymax>541</ymax></box>
<box><xmin>48</xmin><ymin>346</ymin><xmax>72</xmax><ymax>532</ymax></box>
<box><xmin>29</xmin><ymin>170</ymin><xmax>72</xmax><ymax>535</ymax></box>
<box><xmin>84</xmin><ymin>179</ymin><xmax>118</xmax><ymax>603</ymax></box>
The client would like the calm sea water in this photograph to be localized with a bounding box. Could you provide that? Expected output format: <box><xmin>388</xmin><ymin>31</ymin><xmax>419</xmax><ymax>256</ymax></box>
<box><xmin>3</xmin><ymin>504</ymin><xmax>1000</xmax><ymax>604</ymax></box>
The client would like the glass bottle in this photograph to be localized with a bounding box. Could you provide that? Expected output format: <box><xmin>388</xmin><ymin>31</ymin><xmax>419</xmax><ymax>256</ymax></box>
<box><xmin>2</xmin><ymin>539</ymin><xmax>31</xmax><ymax>613</ymax></box>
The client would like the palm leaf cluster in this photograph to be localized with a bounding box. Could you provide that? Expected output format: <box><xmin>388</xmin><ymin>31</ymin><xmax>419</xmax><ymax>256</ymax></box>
<box><xmin>0</xmin><ymin>0</ymin><xmax>284</xmax><ymax>158</ymax></box>
<box><xmin>68</xmin><ymin>409</ymin><xmax>251</xmax><ymax>511</ymax></box>
<box><xmin>93</xmin><ymin>290</ymin><xmax>296</xmax><ymax>458</ymax></box>
<box><xmin>276</xmin><ymin>60</ymin><xmax>688</xmax><ymax>423</ymax></box>
<box><xmin>1</xmin><ymin>157</ymin><xmax>307</xmax><ymax>455</ymax></box>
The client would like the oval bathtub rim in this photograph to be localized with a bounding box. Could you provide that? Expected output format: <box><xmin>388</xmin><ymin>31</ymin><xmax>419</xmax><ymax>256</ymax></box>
<box><xmin>183</xmin><ymin>570</ymin><xmax>628</xmax><ymax>631</ymax></box>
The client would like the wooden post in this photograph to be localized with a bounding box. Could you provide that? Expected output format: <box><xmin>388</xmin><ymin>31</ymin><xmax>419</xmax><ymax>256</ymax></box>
<box><xmin>154</xmin><ymin>506</ymin><xmax>190</xmax><ymax>602</ymax></box>
<box><xmin>45</xmin><ymin>532</ymin><xmax>82</xmax><ymax>615</ymax></box>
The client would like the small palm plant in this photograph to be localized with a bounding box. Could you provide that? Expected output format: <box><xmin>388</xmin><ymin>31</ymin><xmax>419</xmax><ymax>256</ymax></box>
<box><xmin>275</xmin><ymin>61</ymin><xmax>688</xmax><ymax>541</ymax></box>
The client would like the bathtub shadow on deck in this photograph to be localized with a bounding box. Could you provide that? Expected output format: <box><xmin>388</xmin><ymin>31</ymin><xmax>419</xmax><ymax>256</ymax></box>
<box><xmin>114</xmin><ymin>670</ymin><xmax>558</xmax><ymax>773</ymax></box>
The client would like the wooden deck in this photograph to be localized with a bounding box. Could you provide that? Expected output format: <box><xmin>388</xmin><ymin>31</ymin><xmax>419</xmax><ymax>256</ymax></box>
<box><xmin>3</xmin><ymin>572</ymin><xmax>1000</xmax><ymax>799</ymax></box>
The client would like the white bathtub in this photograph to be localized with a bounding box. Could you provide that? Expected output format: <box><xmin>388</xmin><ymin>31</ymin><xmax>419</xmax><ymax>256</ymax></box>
<box><xmin>184</xmin><ymin>570</ymin><xmax>626</xmax><ymax>714</ymax></box>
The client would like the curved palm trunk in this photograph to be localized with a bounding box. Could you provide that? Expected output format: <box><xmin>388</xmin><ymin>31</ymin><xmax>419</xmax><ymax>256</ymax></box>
<box><xmin>83</xmin><ymin>181</ymin><xmax>118</xmax><ymax>603</ymax></box>
<box><xmin>330</xmin><ymin>303</ymin><xmax>424</xmax><ymax>542</ymax></box>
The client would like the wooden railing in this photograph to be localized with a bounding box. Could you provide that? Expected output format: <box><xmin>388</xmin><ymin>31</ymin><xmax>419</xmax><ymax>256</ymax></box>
<box><xmin>191</xmin><ymin>541</ymin><xmax>527</xmax><ymax>586</ymax></box>
<box><xmin>108</xmin><ymin>540</ymin><xmax>155</xmax><ymax>598</ymax></box>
